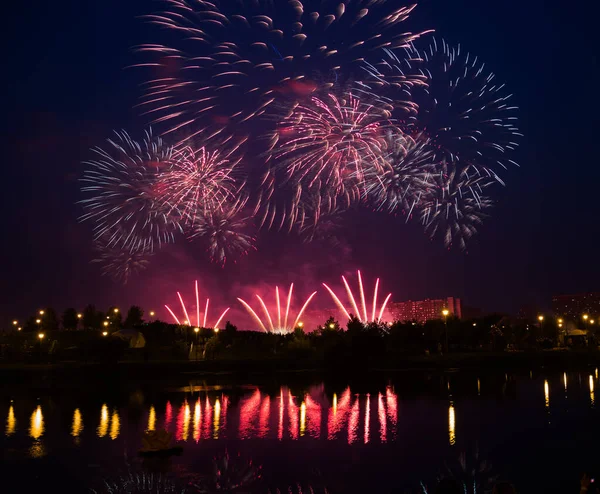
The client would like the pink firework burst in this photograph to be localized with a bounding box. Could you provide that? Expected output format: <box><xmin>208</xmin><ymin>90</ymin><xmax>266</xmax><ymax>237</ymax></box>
<box><xmin>164</xmin><ymin>280</ymin><xmax>230</xmax><ymax>329</ymax></box>
<box><xmin>237</xmin><ymin>284</ymin><xmax>317</xmax><ymax>334</ymax></box>
<box><xmin>158</xmin><ymin>146</ymin><xmax>238</xmax><ymax>225</ymax></box>
<box><xmin>323</xmin><ymin>270</ymin><xmax>392</xmax><ymax>323</ymax></box>
<box><xmin>271</xmin><ymin>92</ymin><xmax>396</xmax><ymax>194</ymax></box>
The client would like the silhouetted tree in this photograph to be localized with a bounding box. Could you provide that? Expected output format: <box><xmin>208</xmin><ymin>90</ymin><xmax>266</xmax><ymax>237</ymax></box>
<box><xmin>124</xmin><ymin>306</ymin><xmax>144</xmax><ymax>327</ymax></box>
<box><xmin>82</xmin><ymin>304</ymin><xmax>103</xmax><ymax>330</ymax></box>
<box><xmin>62</xmin><ymin>308</ymin><xmax>79</xmax><ymax>330</ymax></box>
<box><xmin>42</xmin><ymin>307</ymin><xmax>60</xmax><ymax>332</ymax></box>
<box><xmin>346</xmin><ymin>315</ymin><xmax>364</xmax><ymax>333</ymax></box>
<box><xmin>107</xmin><ymin>306</ymin><xmax>123</xmax><ymax>328</ymax></box>
<box><xmin>224</xmin><ymin>321</ymin><xmax>237</xmax><ymax>334</ymax></box>
<box><xmin>318</xmin><ymin>316</ymin><xmax>341</xmax><ymax>333</ymax></box>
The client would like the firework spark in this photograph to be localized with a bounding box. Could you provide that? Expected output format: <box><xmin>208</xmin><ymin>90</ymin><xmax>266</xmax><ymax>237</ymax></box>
<box><xmin>136</xmin><ymin>0</ymin><xmax>428</xmax><ymax>150</ymax></box>
<box><xmin>365</xmin><ymin>38</ymin><xmax>522</xmax><ymax>178</ymax></box>
<box><xmin>420</xmin><ymin>165</ymin><xmax>493</xmax><ymax>250</ymax></box>
<box><xmin>92</xmin><ymin>236</ymin><xmax>153</xmax><ymax>284</ymax></box>
<box><xmin>158</xmin><ymin>146</ymin><xmax>238</xmax><ymax>225</ymax></box>
<box><xmin>237</xmin><ymin>284</ymin><xmax>317</xmax><ymax>334</ymax></box>
<box><xmin>323</xmin><ymin>271</ymin><xmax>392</xmax><ymax>323</ymax></box>
<box><xmin>165</xmin><ymin>280</ymin><xmax>230</xmax><ymax>329</ymax></box>
<box><xmin>361</xmin><ymin>131</ymin><xmax>438</xmax><ymax>215</ymax></box>
<box><xmin>189</xmin><ymin>196</ymin><xmax>256</xmax><ymax>266</ymax></box>
<box><xmin>79</xmin><ymin>129</ymin><xmax>182</xmax><ymax>253</ymax></box>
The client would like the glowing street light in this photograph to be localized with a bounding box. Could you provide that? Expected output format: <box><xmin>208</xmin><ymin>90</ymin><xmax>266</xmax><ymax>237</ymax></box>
<box><xmin>558</xmin><ymin>318</ymin><xmax>564</xmax><ymax>324</ymax></box>
<box><xmin>77</xmin><ymin>313</ymin><xmax>82</xmax><ymax>319</ymax></box>
<box><xmin>38</xmin><ymin>333</ymin><xmax>45</xmax><ymax>340</ymax></box>
<box><xmin>442</xmin><ymin>309</ymin><xmax>450</xmax><ymax>353</ymax></box>
<box><xmin>329</xmin><ymin>323</ymin><xmax>335</xmax><ymax>329</ymax></box>
<box><xmin>297</xmin><ymin>321</ymin><xmax>304</xmax><ymax>328</ymax></box>
<box><xmin>591</xmin><ymin>320</ymin><xmax>596</xmax><ymax>325</ymax></box>
<box><xmin>12</xmin><ymin>320</ymin><xmax>18</xmax><ymax>326</ymax></box>
<box><xmin>39</xmin><ymin>310</ymin><xmax>45</xmax><ymax>316</ymax></box>
<box><xmin>35</xmin><ymin>318</ymin><xmax>41</xmax><ymax>324</ymax></box>
<box><xmin>194</xmin><ymin>327</ymin><xmax>200</xmax><ymax>334</ymax></box>
<box><xmin>538</xmin><ymin>315</ymin><xmax>544</xmax><ymax>322</ymax></box>
<box><xmin>113</xmin><ymin>308</ymin><xmax>119</xmax><ymax>313</ymax></box>
<box><xmin>583</xmin><ymin>314</ymin><xmax>589</xmax><ymax>321</ymax></box>
<box><xmin>214</xmin><ymin>327</ymin><xmax>220</xmax><ymax>333</ymax></box>
<box><xmin>103</xmin><ymin>321</ymin><xmax>109</xmax><ymax>327</ymax></box>
<box><xmin>17</xmin><ymin>327</ymin><xmax>22</xmax><ymax>331</ymax></box>
<box><xmin>102</xmin><ymin>331</ymin><xmax>108</xmax><ymax>337</ymax></box>
<box><xmin>149</xmin><ymin>311</ymin><xmax>155</xmax><ymax>317</ymax></box>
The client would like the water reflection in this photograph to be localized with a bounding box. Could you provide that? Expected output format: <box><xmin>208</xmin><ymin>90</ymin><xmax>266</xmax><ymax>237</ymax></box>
<box><xmin>193</xmin><ymin>399</ymin><xmax>201</xmax><ymax>443</ymax></box>
<box><xmin>71</xmin><ymin>408</ymin><xmax>83</xmax><ymax>437</ymax></box>
<box><xmin>448</xmin><ymin>402</ymin><xmax>456</xmax><ymax>446</ymax></box>
<box><xmin>147</xmin><ymin>406</ymin><xmax>156</xmax><ymax>432</ymax></box>
<box><xmin>6</xmin><ymin>404</ymin><xmax>16</xmax><ymax>436</ymax></box>
<box><xmin>564</xmin><ymin>372</ymin><xmax>568</xmax><ymax>393</ymax></box>
<box><xmin>110</xmin><ymin>410</ymin><xmax>120</xmax><ymax>440</ymax></box>
<box><xmin>544</xmin><ymin>380</ymin><xmax>550</xmax><ymax>410</ymax></box>
<box><xmin>97</xmin><ymin>404</ymin><xmax>109</xmax><ymax>438</ymax></box>
<box><xmin>29</xmin><ymin>405</ymin><xmax>44</xmax><ymax>440</ymax></box>
<box><xmin>590</xmin><ymin>375</ymin><xmax>595</xmax><ymax>407</ymax></box>
<box><xmin>213</xmin><ymin>398</ymin><xmax>221</xmax><ymax>439</ymax></box>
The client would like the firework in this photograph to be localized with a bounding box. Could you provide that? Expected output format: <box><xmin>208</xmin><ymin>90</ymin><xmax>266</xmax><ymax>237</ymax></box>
<box><xmin>158</xmin><ymin>145</ymin><xmax>238</xmax><ymax>225</ymax></box>
<box><xmin>165</xmin><ymin>280</ymin><xmax>230</xmax><ymax>329</ymax></box>
<box><xmin>361</xmin><ymin>131</ymin><xmax>438</xmax><ymax>215</ymax></box>
<box><xmin>92</xmin><ymin>236</ymin><xmax>153</xmax><ymax>284</ymax></box>
<box><xmin>92</xmin><ymin>472</ymin><xmax>187</xmax><ymax>494</ymax></box>
<box><xmin>323</xmin><ymin>271</ymin><xmax>392</xmax><ymax>323</ymax></box>
<box><xmin>419</xmin><ymin>165</ymin><xmax>493</xmax><ymax>250</ymax></box>
<box><xmin>79</xmin><ymin>129</ymin><xmax>182</xmax><ymax>253</ymax></box>
<box><xmin>273</xmin><ymin>92</ymin><xmax>395</xmax><ymax>191</ymax></box>
<box><xmin>136</xmin><ymin>0</ymin><xmax>428</xmax><ymax>150</ymax></box>
<box><xmin>365</xmin><ymin>39</ymin><xmax>522</xmax><ymax>178</ymax></box>
<box><xmin>237</xmin><ymin>284</ymin><xmax>317</xmax><ymax>334</ymax></box>
<box><xmin>189</xmin><ymin>196</ymin><xmax>256</xmax><ymax>266</ymax></box>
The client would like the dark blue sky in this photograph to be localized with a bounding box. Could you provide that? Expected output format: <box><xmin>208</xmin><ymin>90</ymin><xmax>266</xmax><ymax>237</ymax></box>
<box><xmin>2</xmin><ymin>0</ymin><xmax>598</xmax><ymax>324</ymax></box>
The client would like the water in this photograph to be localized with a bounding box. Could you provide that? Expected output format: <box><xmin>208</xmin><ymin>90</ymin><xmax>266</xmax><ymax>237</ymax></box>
<box><xmin>1</xmin><ymin>368</ymin><xmax>599</xmax><ymax>493</ymax></box>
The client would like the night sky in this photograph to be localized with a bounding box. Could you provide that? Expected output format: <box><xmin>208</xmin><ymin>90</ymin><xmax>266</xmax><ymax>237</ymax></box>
<box><xmin>2</xmin><ymin>0</ymin><xmax>598</xmax><ymax>325</ymax></box>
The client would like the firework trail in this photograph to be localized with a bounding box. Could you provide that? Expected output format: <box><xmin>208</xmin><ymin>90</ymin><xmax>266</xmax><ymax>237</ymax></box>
<box><xmin>361</xmin><ymin>130</ymin><xmax>439</xmax><ymax>215</ymax></box>
<box><xmin>189</xmin><ymin>196</ymin><xmax>257</xmax><ymax>266</ymax></box>
<box><xmin>164</xmin><ymin>280</ymin><xmax>230</xmax><ymax>329</ymax></box>
<box><xmin>136</xmin><ymin>0</ymin><xmax>428</xmax><ymax>151</ymax></box>
<box><xmin>420</xmin><ymin>164</ymin><xmax>493</xmax><ymax>250</ymax></box>
<box><xmin>158</xmin><ymin>145</ymin><xmax>238</xmax><ymax>225</ymax></box>
<box><xmin>365</xmin><ymin>38</ymin><xmax>522</xmax><ymax>179</ymax></box>
<box><xmin>237</xmin><ymin>284</ymin><xmax>317</xmax><ymax>334</ymax></box>
<box><xmin>79</xmin><ymin>129</ymin><xmax>183</xmax><ymax>253</ymax></box>
<box><xmin>323</xmin><ymin>270</ymin><xmax>392</xmax><ymax>323</ymax></box>
<box><xmin>92</xmin><ymin>236</ymin><xmax>153</xmax><ymax>284</ymax></box>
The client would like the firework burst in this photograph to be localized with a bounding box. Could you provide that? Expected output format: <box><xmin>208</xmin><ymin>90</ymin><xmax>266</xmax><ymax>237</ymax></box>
<box><xmin>92</xmin><ymin>236</ymin><xmax>153</xmax><ymax>284</ymax></box>
<box><xmin>365</xmin><ymin>39</ymin><xmax>522</xmax><ymax>178</ymax></box>
<box><xmin>165</xmin><ymin>280</ymin><xmax>230</xmax><ymax>329</ymax></box>
<box><xmin>420</xmin><ymin>165</ymin><xmax>493</xmax><ymax>250</ymax></box>
<box><xmin>323</xmin><ymin>270</ymin><xmax>392</xmax><ymax>323</ymax></box>
<box><xmin>79</xmin><ymin>129</ymin><xmax>183</xmax><ymax>253</ymax></box>
<box><xmin>361</xmin><ymin>131</ymin><xmax>439</xmax><ymax>215</ymax></box>
<box><xmin>158</xmin><ymin>145</ymin><xmax>238</xmax><ymax>225</ymax></box>
<box><xmin>237</xmin><ymin>284</ymin><xmax>317</xmax><ymax>334</ymax></box>
<box><xmin>136</xmin><ymin>0</ymin><xmax>428</xmax><ymax>151</ymax></box>
<box><xmin>189</xmin><ymin>196</ymin><xmax>256</xmax><ymax>266</ymax></box>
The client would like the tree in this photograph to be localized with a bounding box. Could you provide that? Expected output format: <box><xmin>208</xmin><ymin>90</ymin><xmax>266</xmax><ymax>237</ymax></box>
<box><xmin>82</xmin><ymin>304</ymin><xmax>103</xmax><ymax>330</ymax></box>
<box><xmin>62</xmin><ymin>308</ymin><xmax>79</xmax><ymax>330</ymax></box>
<box><xmin>124</xmin><ymin>306</ymin><xmax>144</xmax><ymax>327</ymax></box>
<box><xmin>107</xmin><ymin>306</ymin><xmax>123</xmax><ymax>329</ymax></box>
<box><xmin>318</xmin><ymin>316</ymin><xmax>341</xmax><ymax>333</ymax></box>
<box><xmin>42</xmin><ymin>308</ymin><xmax>60</xmax><ymax>332</ymax></box>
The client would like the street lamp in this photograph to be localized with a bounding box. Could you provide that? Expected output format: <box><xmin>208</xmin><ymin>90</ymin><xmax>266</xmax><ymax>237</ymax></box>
<box><xmin>194</xmin><ymin>327</ymin><xmax>200</xmax><ymax>334</ymax></box>
<box><xmin>149</xmin><ymin>311</ymin><xmax>155</xmax><ymax>317</ymax></box>
<box><xmin>298</xmin><ymin>321</ymin><xmax>304</xmax><ymax>329</ymax></box>
<box><xmin>102</xmin><ymin>331</ymin><xmax>108</xmax><ymax>337</ymax></box>
<box><xmin>583</xmin><ymin>314</ymin><xmax>589</xmax><ymax>331</ymax></box>
<box><xmin>442</xmin><ymin>309</ymin><xmax>450</xmax><ymax>353</ymax></box>
<box><xmin>12</xmin><ymin>320</ymin><xmax>18</xmax><ymax>326</ymax></box>
<box><xmin>113</xmin><ymin>308</ymin><xmax>119</xmax><ymax>314</ymax></box>
<box><xmin>17</xmin><ymin>327</ymin><xmax>22</xmax><ymax>331</ymax></box>
<box><xmin>103</xmin><ymin>321</ymin><xmax>109</xmax><ymax>327</ymax></box>
<box><xmin>35</xmin><ymin>318</ymin><xmax>41</xmax><ymax>324</ymax></box>
<box><xmin>77</xmin><ymin>313</ymin><xmax>82</xmax><ymax>319</ymax></box>
<box><xmin>39</xmin><ymin>310</ymin><xmax>45</xmax><ymax>316</ymax></box>
<box><xmin>38</xmin><ymin>333</ymin><xmax>45</xmax><ymax>340</ymax></box>
<box><xmin>214</xmin><ymin>327</ymin><xmax>220</xmax><ymax>333</ymax></box>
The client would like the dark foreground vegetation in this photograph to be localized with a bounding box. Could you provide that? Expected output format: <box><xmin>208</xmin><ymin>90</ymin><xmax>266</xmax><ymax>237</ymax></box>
<box><xmin>2</xmin><ymin>305</ymin><xmax>599</xmax><ymax>375</ymax></box>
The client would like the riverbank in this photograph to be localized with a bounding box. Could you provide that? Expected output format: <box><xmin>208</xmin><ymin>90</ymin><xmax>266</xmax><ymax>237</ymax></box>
<box><xmin>1</xmin><ymin>349</ymin><xmax>600</xmax><ymax>379</ymax></box>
